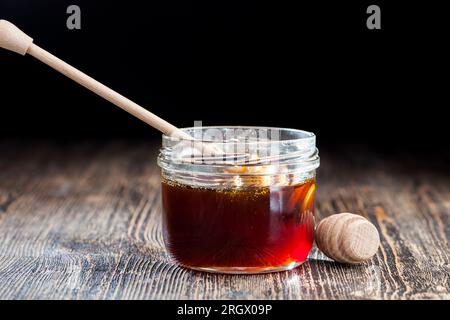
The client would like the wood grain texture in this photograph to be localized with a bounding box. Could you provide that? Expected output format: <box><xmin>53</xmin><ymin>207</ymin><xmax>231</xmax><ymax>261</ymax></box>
<box><xmin>0</xmin><ymin>141</ymin><xmax>448</xmax><ymax>300</ymax></box>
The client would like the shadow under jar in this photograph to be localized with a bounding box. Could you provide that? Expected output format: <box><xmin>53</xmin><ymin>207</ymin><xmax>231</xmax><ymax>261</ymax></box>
<box><xmin>157</xmin><ymin>126</ymin><xmax>320</xmax><ymax>274</ymax></box>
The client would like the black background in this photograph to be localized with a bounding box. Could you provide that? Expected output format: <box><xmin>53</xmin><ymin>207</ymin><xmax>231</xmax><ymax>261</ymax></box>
<box><xmin>0</xmin><ymin>1</ymin><xmax>448</xmax><ymax>153</ymax></box>
<box><xmin>0</xmin><ymin>300</ymin><xmax>440</xmax><ymax>319</ymax></box>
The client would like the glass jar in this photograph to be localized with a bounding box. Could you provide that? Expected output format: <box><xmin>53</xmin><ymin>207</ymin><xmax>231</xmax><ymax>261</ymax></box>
<box><xmin>157</xmin><ymin>126</ymin><xmax>320</xmax><ymax>274</ymax></box>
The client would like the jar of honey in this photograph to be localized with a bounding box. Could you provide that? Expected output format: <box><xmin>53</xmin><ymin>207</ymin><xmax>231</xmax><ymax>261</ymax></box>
<box><xmin>157</xmin><ymin>126</ymin><xmax>320</xmax><ymax>273</ymax></box>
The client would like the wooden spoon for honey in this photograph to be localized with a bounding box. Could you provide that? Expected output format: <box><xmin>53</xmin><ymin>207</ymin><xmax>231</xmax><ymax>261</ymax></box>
<box><xmin>0</xmin><ymin>20</ymin><xmax>193</xmax><ymax>140</ymax></box>
<box><xmin>315</xmin><ymin>213</ymin><xmax>380</xmax><ymax>264</ymax></box>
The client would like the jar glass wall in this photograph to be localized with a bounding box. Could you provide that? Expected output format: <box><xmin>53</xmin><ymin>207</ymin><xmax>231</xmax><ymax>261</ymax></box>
<box><xmin>157</xmin><ymin>126</ymin><xmax>320</xmax><ymax>274</ymax></box>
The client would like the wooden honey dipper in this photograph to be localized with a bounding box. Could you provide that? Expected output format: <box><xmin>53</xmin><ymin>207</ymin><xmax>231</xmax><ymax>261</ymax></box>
<box><xmin>315</xmin><ymin>213</ymin><xmax>380</xmax><ymax>264</ymax></box>
<box><xmin>0</xmin><ymin>19</ymin><xmax>236</xmax><ymax>161</ymax></box>
<box><xmin>0</xmin><ymin>20</ymin><xmax>208</xmax><ymax>143</ymax></box>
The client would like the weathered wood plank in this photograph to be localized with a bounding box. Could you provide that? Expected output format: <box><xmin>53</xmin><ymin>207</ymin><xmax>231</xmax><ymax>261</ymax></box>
<box><xmin>0</xmin><ymin>142</ymin><xmax>448</xmax><ymax>299</ymax></box>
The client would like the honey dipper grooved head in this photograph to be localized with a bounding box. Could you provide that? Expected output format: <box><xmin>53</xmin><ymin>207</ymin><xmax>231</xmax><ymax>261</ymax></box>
<box><xmin>315</xmin><ymin>213</ymin><xmax>380</xmax><ymax>264</ymax></box>
<box><xmin>0</xmin><ymin>20</ymin><xmax>33</xmax><ymax>55</ymax></box>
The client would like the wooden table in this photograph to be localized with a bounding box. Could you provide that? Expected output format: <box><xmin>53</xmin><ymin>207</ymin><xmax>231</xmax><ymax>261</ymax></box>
<box><xmin>0</xmin><ymin>141</ymin><xmax>448</xmax><ymax>300</ymax></box>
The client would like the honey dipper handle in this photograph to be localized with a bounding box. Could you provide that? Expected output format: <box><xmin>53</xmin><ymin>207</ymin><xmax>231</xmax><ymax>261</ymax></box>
<box><xmin>0</xmin><ymin>20</ymin><xmax>191</xmax><ymax>139</ymax></box>
<box><xmin>0</xmin><ymin>20</ymin><xmax>33</xmax><ymax>55</ymax></box>
<box><xmin>26</xmin><ymin>45</ymin><xmax>188</xmax><ymax>137</ymax></box>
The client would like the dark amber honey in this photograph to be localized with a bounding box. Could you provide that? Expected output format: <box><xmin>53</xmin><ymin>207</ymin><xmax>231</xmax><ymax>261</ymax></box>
<box><xmin>161</xmin><ymin>178</ymin><xmax>316</xmax><ymax>273</ymax></box>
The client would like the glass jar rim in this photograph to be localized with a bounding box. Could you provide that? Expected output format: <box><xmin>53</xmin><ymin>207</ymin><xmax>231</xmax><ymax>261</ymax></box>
<box><xmin>158</xmin><ymin>126</ymin><xmax>319</xmax><ymax>177</ymax></box>
<box><xmin>162</xmin><ymin>126</ymin><xmax>316</xmax><ymax>144</ymax></box>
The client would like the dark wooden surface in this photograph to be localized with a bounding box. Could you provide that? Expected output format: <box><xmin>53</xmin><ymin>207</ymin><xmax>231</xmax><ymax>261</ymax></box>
<box><xmin>0</xmin><ymin>141</ymin><xmax>448</xmax><ymax>300</ymax></box>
